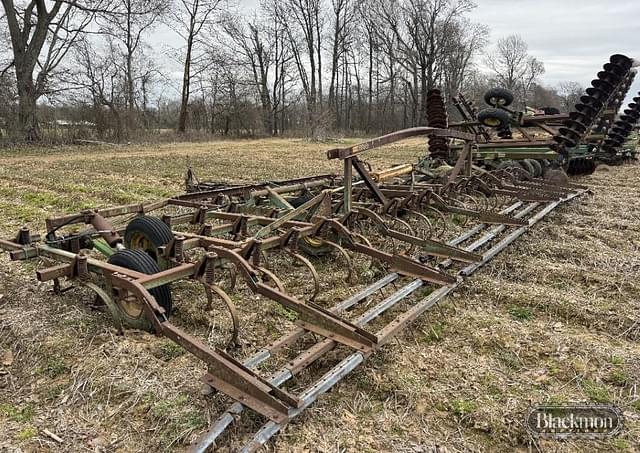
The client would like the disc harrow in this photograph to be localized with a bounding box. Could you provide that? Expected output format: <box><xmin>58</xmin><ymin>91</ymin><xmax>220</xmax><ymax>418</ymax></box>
<box><xmin>449</xmin><ymin>54</ymin><xmax>639</xmax><ymax>178</ymax></box>
<box><xmin>553</xmin><ymin>54</ymin><xmax>637</xmax><ymax>156</ymax></box>
<box><xmin>599</xmin><ymin>93</ymin><xmax>640</xmax><ymax>163</ymax></box>
<box><xmin>0</xmin><ymin>127</ymin><xmax>589</xmax><ymax>451</ymax></box>
<box><xmin>426</xmin><ymin>89</ymin><xmax>451</xmax><ymax>160</ymax></box>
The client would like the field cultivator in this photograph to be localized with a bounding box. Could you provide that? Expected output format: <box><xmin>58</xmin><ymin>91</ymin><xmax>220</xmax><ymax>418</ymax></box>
<box><xmin>451</xmin><ymin>54</ymin><xmax>640</xmax><ymax>176</ymax></box>
<box><xmin>0</xmin><ymin>127</ymin><xmax>590</xmax><ymax>451</ymax></box>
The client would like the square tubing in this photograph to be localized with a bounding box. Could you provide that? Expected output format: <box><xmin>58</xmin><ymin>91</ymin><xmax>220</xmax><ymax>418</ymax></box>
<box><xmin>343</xmin><ymin>157</ymin><xmax>353</xmax><ymax>213</ymax></box>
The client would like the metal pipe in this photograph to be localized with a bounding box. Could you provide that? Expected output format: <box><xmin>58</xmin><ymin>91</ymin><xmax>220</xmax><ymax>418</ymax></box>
<box><xmin>344</xmin><ymin>158</ymin><xmax>353</xmax><ymax>213</ymax></box>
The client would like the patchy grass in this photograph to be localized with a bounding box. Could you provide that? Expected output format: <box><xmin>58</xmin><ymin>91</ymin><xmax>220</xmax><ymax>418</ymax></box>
<box><xmin>16</xmin><ymin>426</ymin><xmax>37</xmax><ymax>441</ymax></box>
<box><xmin>38</xmin><ymin>356</ymin><xmax>68</xmax><ymax>378</ymax></box>
<box><xmin>450</xmin><ymin>399</ymin><xmax>477</xmax><ymax>416</ymax></box>
<box><xmin>155</xmin><ymin>341</ymin><xmax>186</xmax><ymax>361</ymax></box>
<box><xmin>582</xmin><ymin>380</ymin><xmax>612</xmax><ymax>404</ymax></box>
<box><xmin>420</xmin><ymin>322</ymin><xmax>446</xmax><ymax>343</ymax></box>
<box><xmin>272</xmin><ymin>304</ymin><xmax>299</xmax><ymax>322</ymax></box>
<box><xmin>507</xmin><ymin>304</ymin><xmax>534</xmax><ymax>321</ymax></box>
<box><xmin>0</xmin><ymin>404</ymin><xmax>35</xmax><ymax>423</ymax></box>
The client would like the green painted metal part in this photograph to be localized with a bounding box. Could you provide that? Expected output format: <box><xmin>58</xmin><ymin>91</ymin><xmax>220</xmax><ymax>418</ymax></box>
<box><xmin>472</xmin><ymin>144</ymin><xmax>596</xmax><ymax>162</ymax></box>
<box><xmin>473</xmin><ymin>147</ymin><xmax>559</xmax><ymax>161</ymax></box>
<box><xmin>93</xmin><ymin>237</ymin><xmax>115</xmax><ymax>257</ymax></box>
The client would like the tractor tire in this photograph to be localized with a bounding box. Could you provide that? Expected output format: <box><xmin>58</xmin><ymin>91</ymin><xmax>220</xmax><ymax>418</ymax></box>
<box><xmin>484</xmin><ymin>88</ymin><xmax>514</xmax><ymax>107</ymax></box>
<box><xmin>526</xmin><ymin>159</ymin><xmax>543</xmax><ymax>177</ymax></box>
<box><xmin>125</xmin><ymin>216</ymin><xmax>174</xmax><ymax>270</ymax></box>
<box><xmin>541</xmin><ymin>107</ymin><xmax>561</xmax><ymax>115</ymax></box>
<box><xmin>477</xmin><ymin>108</ymin><xmax>511</xmax><ymax>129</ymax></box>
<box><xmin>107</xmin><ymin>249</ymin><xmax>173</xmax><ymax>331</ymax></box>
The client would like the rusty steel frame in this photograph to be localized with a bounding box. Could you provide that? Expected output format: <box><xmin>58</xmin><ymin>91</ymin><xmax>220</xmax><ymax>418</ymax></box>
<box><xmin>0</xmin><ymin>124</ymin><xmax>593</xmax><ymax>450</ymax></box>
<box><xmin>1</xmin><ymin>170</ymin><xmax>493</xmax><ymax>422</ymax></box>
<box><xmin>188</xmin><ymin>186</ymin><xmax>587</xmax><ymax>452</ymax></box>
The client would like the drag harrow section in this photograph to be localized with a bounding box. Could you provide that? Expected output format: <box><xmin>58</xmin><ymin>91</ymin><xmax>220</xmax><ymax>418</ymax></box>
<box><xmin>0</xmin><ymin>127</ymin><xmax>590</xmax><ymax>450</ymax></box>
<box><xmin>190</xmin><ymin>184</ymin><xmax>587</xmax><ymax>452</ymax></box>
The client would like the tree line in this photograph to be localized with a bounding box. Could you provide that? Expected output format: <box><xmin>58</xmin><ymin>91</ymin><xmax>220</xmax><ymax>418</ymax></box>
<box><xmin>0</xmin><ymin>0</ymin><xmax>583</xmax><ymax>142</ymax></box>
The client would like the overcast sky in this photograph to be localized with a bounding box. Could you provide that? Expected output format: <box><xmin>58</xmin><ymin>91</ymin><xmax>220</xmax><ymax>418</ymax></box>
<box><xmin>470</xmin><ymin>0</ymin><xmax>640</xmax><ymax>104</ymax></box>
<box><xmin>153</xmin><ymin>0</ymin><xmax>640</xmax><ymax>104</ymax></box>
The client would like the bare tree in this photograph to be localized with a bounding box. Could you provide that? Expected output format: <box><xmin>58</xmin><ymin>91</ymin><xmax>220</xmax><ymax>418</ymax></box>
<box><xmin>370</xmin><ymin>0</ymin><xmax>476</xmax><ymax>125</ymax></box>
<box><xmin>557</xmin><ymin>81</ymin><xmax>583</xmax><ymax>112</ymax></box>
<box><xmin>97</xmin><ymin>0</ymin><xmax>167</xmax><ymax>126</ymax></box>
<box><xmin>264</xmin><ymin>1</ymin><xmax>295</xmax><ymax>135</ymax></box>
<box><xmin>1</xmin><ymin>0</ymin><xmax>496</xmax><ymax>139</ymax></box>
<box><xmin>441</xmin><ymin>18</ymin><xmax>488</xmax><ymax>100</ymax></box>
<box><xmin>1</xmin><ymin>0</ymin><xmax>107</xmax><ymax>140</ymax></box>
<box><xmin>74</xmin><ymin>37</ymin><xmax>127</xmax><ymax>140</ymax></box>
<box><xmin>222</xmin><ymin>14</ymin><xmax>275</xmax><ymax>134</ymax></box>
<box><xmin>328</xmin><ymin>0</ymin><xmax>356</xmax><ymax>127</ymax></box>
<box><xmin>275</xmin><ymin>0</ymin><xmax>324</xmax><ymax>137</ymax></box>
<box><xmin>170</xmin><ymin>0</ymin><xmax>223</xmax><ymax>133</ymax></box>
<box><xmin>485</xmin><ymin>34</ymin><xmax>545</xmax><ymax>107</ymax></box>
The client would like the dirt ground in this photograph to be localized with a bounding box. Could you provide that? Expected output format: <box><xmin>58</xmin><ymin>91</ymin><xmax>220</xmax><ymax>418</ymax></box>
<box><xmin>0</xmin><ymin>139</ymin><xmax>638</xmax><ymax>452</ymax></box>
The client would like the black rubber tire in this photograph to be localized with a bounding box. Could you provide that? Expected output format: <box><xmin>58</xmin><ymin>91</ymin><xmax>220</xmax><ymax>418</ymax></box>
<box><xmin>484</xmin><ymin>88</ymin><xmax>514</xmax><ymax>107</ymax></box>
<box><xmin>477</xmin><ymin>108</ymin><xmax>511</xmax><ymax>129</ymax></box>
<box><xmin>125</xmin><ymin>216</ymin><xmax>173</xmax><ymax>269</ymax></box>
<box><xmin>519</xmin><ymin>159</ymin><xmax>536</xmax><ymax>176</ymax></box>
<box><xmin>526</xmin><ymin>159</ymin><xmax>543</xmax><ymax>178</ymax></box>
<box><xmin>541</xmin><ymin>107</ymin><xmax>560</xmax><ymax>115</ymax></box>
<box><xmin>107</xmin><ymin>249</ymin><xmax>172</xmax><ymax>331</ymax></box>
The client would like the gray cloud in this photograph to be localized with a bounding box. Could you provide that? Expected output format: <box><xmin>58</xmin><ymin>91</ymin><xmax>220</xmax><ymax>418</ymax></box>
<box><xmin>470</xmin><ymin>0</ymin><xmax>640</xmax><ymax>103</ymax></box>
<box><xmin>152</xmin><ymin>0</ymin><xmax>640</xmax><ymax>105</ymax></box>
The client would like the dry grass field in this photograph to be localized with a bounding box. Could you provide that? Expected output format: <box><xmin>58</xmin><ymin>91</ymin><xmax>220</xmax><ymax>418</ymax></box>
<box><xmin>0</xmin><ymin>138</ymin><xmax>639</xmax><ymax>452</ymax></box>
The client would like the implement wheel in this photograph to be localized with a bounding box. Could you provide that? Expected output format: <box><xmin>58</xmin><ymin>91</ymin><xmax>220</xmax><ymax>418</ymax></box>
<box><xmin>107</xmin><ymin>249</ymin><xmax>173</xmax><ymax>332</ymax></box>
<box><xmin>495</xmin><ymin>160</ymin><xmax>522</xmax><ymax>171</ymax></box>
<box><xmin>477</xmin><ymin>108</ymin><xmax>511</xmax><ymax>128</ymax></box>
<box><xmin>544</xmin><ymin>168</ymin><xmax>569</xmax><ymax>184</ymax></box>
<box><xmin>519</xmin><ymin>159</ymin><xmax>536</xmax><ymax>176</ymax></box>
<box><xmin>125</xmin><ymin>216</ymin><xmax>173</xmax><ymax>270</ymax></box>
<box><xmin>484</xmin><ymin>88</ymin><xmax>514</xmax><ymax>107</ymax></box>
